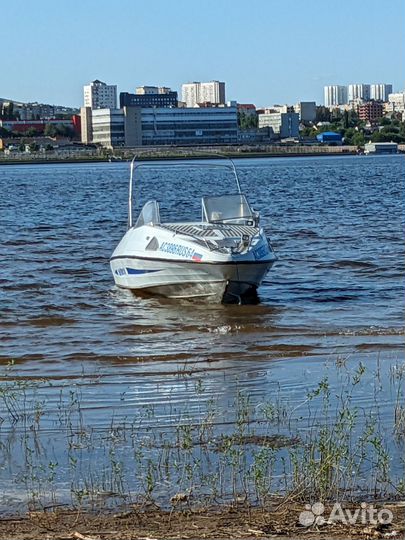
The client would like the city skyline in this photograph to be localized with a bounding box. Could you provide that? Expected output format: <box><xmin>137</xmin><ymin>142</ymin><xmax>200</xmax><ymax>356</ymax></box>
<box><xmin>1</xmin><ymin>0</ymin><xmax>405</xmax><ymax>108</ymax></box>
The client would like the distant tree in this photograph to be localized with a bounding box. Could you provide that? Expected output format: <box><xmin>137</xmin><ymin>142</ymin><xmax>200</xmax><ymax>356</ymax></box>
<box><xmin>343</xmin><ymin>128</ymin><xmax>356</xmax><ymax>144</ymax></box>
<box><xmin>381</xmin><ymin>126</ymin><xmax>400</xmax><ymax>135</ymax></box>
<box><xmin>351</xmin><ymin>131</ymin><xmax>365</xmax><ymax>146</ymax></box>
<box><xmin>54</xmin><ymin>113</ymin><xmax>73</xmax><ymax>120</ymax></box>
<box><xmin>44</xmin><ymin>124</ymin><xmax>58</xmax><ymax>137</ymax></box>
<box><xmin>238</xmin><ymin>111</ymin><xmax>258</xmax><ymax>130</ymax></box>
<box><xmin>331</xmin><ymin>108</ymin><xmax>343</xmax><ymax>122</ymax></box>
<box><xmin>23</xmin><ymin>127</ymin><xmax>38</xmax><ymax>137</ymax></box>
<box><xmin>44</xmin><ymin>123</ymin><xmax>75</xmax><ymax>138</ymax></box>
<box><xmin>347</xmin><ymin>109</ymin><xmax>359</xmax><ymax>127</ymax></box>
<box><xmin>301</xmin><ymin>126</ymin><xmax>318</xmax><ymax>137</ymax></box>
<box><xmin>315</xmin><ymin>106</ymin><xmax>331</xmax><ymax>122</ymax></box>
<box><xmin>343</xmin><ymin>110</ymin><xmax>349</xmax><ymax>129</ymax></box>
<box><xmin>0</xmin><ymin>126</ymin><xmax>11</xmax><ymax>137</ymax></box>
<box><xmin>380</xmin><ymin>117</ymin><xmax>391</xmax><ymax>126</ymax></box>
<box><xmin>371</xmin><ymin>130</ymin><xmax>404</xmax><ymax>143</ymax></box>
<box><xmin>56</xmin><ymin>124</ymin><xmax>75</xmax><ymax>138</ymax></box>
<box><xmin>29</xmin><ymin>142</ymin><xmax>39</xmax><ymax>152</ymax></box>
<box><xmin>318</xmin><ymin>123</ymin><xmax>339</xmax><ymax>133</ymax></box>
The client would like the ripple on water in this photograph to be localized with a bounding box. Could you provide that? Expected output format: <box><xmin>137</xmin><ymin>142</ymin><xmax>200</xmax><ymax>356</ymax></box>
<box><xmin>0</xmin><ymin>156</ymin><xmax>404</xmax><ymax>502</ymax></box>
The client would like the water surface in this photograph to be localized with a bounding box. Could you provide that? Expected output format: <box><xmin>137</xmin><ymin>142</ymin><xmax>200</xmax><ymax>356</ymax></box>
<box><xmin>0</xmin><ymin>155</ymin><xmax>404</xmax><ymax>509</ymax></box>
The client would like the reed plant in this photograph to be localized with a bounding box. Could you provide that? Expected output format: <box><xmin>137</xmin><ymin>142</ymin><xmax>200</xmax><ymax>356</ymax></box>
<box><xmin>0</xmin><ymin>356</ymin><xmax>404</xmax><ymax>513</ymax></box>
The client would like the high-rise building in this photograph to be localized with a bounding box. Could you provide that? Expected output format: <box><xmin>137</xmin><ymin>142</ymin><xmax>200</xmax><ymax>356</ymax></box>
<box><xmin>181</xmin><ymin>81</ymin><xmax>226</xmax><ymax>107</ymax></box>
<box><xmin>370</xmin><ymin>84</ymin><xmax>393</xmax><ymax>102</ymax></box>
<box><xmin>199</xmin><ymin>81</ymin><xmax>226</xmax><ymax>104</ymax></box>
<box><xmin>324</xmin><ymin>85</ymin><xmax>348</xmax><ymax>107</ymax></box>
<box><xmin>83</xmin><ymin>80</ymin><xmax>117</xmax><ymax>109</ymax></box>
<box><xmin>348</xmin><ymin>84</ymin><xmax>370</xmax><ymax>102</ymax></box>
<box><xmin>181</xmin><ymin>83</ymin><xmax>200</xmax><ymax>108</ymax></box>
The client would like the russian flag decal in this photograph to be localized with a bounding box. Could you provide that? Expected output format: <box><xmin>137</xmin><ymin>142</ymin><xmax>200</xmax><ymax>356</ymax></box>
<box><xmin>192</xmin><ymin>252</ymin><xmax>203</xmax><ymax>262</ymax></box>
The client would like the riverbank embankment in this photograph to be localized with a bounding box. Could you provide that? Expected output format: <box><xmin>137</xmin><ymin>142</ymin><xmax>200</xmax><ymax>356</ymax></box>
<box><xmin>0</xmin><ymin>143</ymin><xmax>361</xmax><ymax>165</ymax></box>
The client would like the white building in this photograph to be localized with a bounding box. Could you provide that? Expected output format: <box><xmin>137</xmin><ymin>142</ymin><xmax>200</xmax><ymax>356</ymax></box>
<box><xmin>268</xmin><ymin>104</ymin><xmax>294</xmax><ymax>114</ymax></box>
<box><xmin>324</xmin><ymin>85</ymin><xmax>347</xmax><ymax>107</ymax></box>
<box><xmin>81</xmin><ymin>107</ymin><xmax>142</xmax><ymax>147</ymax></box>
<box><xmin>258</xmin><ymin>111</ymin><xmax>300</xmax><ymax>138</ymax></box>
<box><xmin>364</xmin><ymin>142</ymin><xmax>398</xmax><ymax>154</ymax></box>
<box><xmin>370</xmin><ymin>84</ymin><xmax>393</xmax><ymax>102</ymax></box>
<box><xmin>348</xmin><ymin>84</ymin><xmax>370</xmax><ymax>102</ymax></box>
<box><xmin>181</xmin><ymin>81</ymin><xmax>226</xmax><ymax>107</ymax></box>
<box><xmin>199</xmin><ymin>81</ymin><xmax>225</xmax><ymax>104</ymax></box>
<box><xmin>388</xmin><ymin>91</ymin><xmax>405</xmax><ymax>112</ymax></box>
<box><xmin>91</xmin><ymin>109</ymin><xmax>125</xmax><ymax>147</ymax></box>
<box><xmin>181</xmin><ymin>83</ymin><xmax>200</xmax><ymax>108</ymax></box>
<box><xmin>135</xmin><ymin>86</ymin><xmax>172</xmax><ymax>95</ymax></box>
<box><xmin>83</xmin><ymin>80</ymin><xmax>117</xmax><ymax>109</ymax></box>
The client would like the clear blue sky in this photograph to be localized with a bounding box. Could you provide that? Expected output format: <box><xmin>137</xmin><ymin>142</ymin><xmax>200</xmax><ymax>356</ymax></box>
<box><xmin>2</xmin><ymin>0</ymin><xmax>404</xmax><ymax>108</ymax></box>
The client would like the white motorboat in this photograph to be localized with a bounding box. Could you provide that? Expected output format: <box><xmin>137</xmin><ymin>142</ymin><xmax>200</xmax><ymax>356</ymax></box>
<box><xmin>110</xmin><ymin>157</ymin><xmax>277</xmax><ymax>302</ymax></box>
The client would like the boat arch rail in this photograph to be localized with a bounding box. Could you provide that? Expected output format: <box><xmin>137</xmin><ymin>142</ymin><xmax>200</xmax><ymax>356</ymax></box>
<box><xmin>127</xmin><ymin>155</ymin><xmax>243</xmax><ymax>229</ymax></box>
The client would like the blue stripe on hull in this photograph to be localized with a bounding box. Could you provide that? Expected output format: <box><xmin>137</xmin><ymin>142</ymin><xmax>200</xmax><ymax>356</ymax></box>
<box><xmin>126</xmin><ymin>267</ymin><xmax>161</xmax><ymax>275</ymax></box>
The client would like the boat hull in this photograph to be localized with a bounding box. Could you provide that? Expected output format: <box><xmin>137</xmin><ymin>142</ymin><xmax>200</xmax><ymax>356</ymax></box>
<box><xmin>110</xmin><ymin>256</ymin><xmax>274</xmax><ymax>300</ymax></box>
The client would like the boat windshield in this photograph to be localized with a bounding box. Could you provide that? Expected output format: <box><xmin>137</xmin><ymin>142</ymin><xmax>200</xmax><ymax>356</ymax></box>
<box><xmin>135</xmin><ymin>200</ymin><xmax>160</xmax><ymax>228</ymax></box>
<box><xmin>202</xmin><ymin>194</ymin><xmax>253</xmax><ymax>224</ymax></box>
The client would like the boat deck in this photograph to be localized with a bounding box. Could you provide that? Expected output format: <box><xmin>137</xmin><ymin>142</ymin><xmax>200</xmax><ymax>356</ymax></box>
<box><xmin>162</xmin><ymin>222</ymin><xmax>259</xmax><ymax>239</ymax></box>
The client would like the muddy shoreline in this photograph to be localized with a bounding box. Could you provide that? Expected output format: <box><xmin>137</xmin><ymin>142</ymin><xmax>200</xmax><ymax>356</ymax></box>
<box><xmin>1</xmin><ymin>502</ymin><xmax>404</xmax><ymax>540</ymax></box>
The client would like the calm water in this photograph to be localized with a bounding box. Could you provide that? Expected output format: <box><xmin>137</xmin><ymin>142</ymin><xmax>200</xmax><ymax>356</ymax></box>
<box><xmin>0</xmin><ymin>155</ymin><xmax>404</xmax><ymax>509</ymax></box>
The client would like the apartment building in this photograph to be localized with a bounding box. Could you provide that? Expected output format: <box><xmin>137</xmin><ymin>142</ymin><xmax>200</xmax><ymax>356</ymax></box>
<box><xmin>83</xmin><ymin>80</ymin><xmax>117</xmax><ymax>109</ymax></box>
<box><xmin>370</xmin><ymin>84</ymin><xmax>393</xmax><ymax>102</ymax></box>
<box><xmin>348</xmin><ymin>84</ymin><xmax>370</xmax><ymax>102</ymax></box>
<box><xmin>181</xmin><ymin>81</ymin><xmax>226</xmax><ymax>107</ymax></box>
<box><xmin>324</xmin><ymin>85</ymin><xmax>348</xmax><ymax>107</ymax></box>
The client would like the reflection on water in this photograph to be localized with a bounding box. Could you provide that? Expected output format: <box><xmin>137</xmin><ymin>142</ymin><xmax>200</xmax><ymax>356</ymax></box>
<box><xmin>0</xmin><ymin>155</ymin><xmax>404</xmax><ymax>508</ymax></box>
